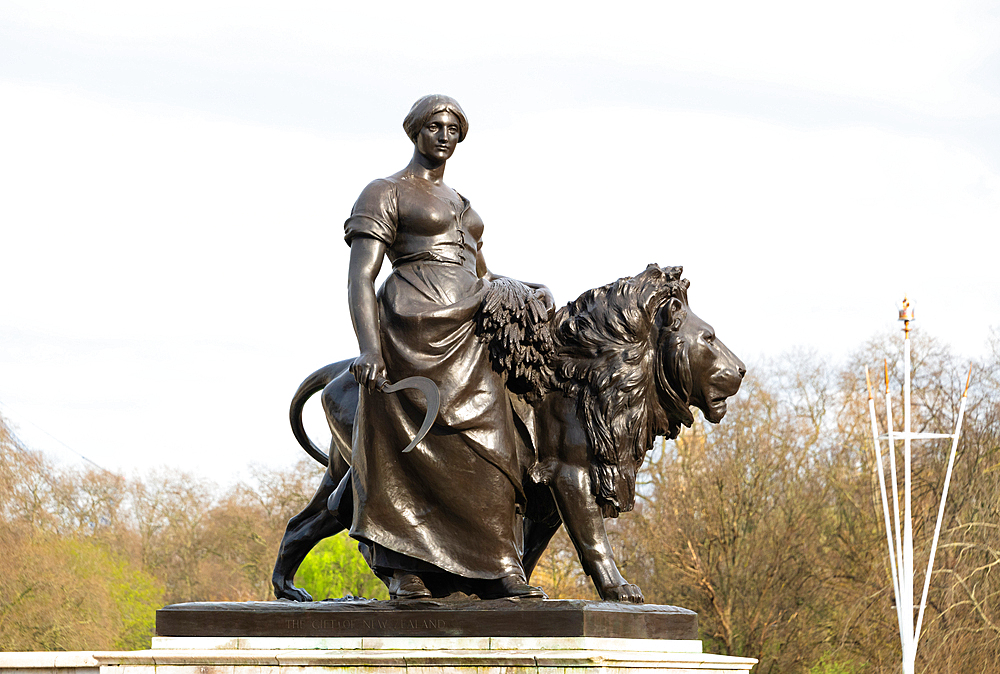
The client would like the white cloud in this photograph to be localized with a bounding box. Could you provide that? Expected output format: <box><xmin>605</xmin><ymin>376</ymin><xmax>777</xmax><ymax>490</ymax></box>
<box><xmin>5</xmin><ymin>1</ymin><xmax>998</xmax><ymax>116</ymax></box>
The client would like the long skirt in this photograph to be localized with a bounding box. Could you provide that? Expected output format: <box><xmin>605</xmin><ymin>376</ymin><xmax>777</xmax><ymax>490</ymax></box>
<box><xmin>349</xmin><ymin>260</ymin><xmax>529</xmax><ymax>580</ymax></box>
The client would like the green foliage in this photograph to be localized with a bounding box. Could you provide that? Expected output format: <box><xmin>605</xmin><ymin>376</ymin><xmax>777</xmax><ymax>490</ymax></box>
<box><xmin>0</xmin><ymin>528</ymin><xmax>162</xmax><ymax>651</ymax></box>
<box><xmin>107</xmin><ymin>550</ymin><xmax>163</xmax><ymax>650</ymax></box>
<box><xmin>294</xmin><ymin>531</ymin><xmax>388</xmax><ymax>600</ymax></box>
<box><xmin>808</xmin><ymin>654</ymin><xmax>865</xmax><ymax>674</ymax></box>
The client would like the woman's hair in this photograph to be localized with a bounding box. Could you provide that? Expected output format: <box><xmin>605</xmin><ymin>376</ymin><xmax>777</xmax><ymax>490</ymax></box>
<box><xmin>403</xmin><ymin>95</ymin><xmax>469</xmax><ymax>143</ymax></box>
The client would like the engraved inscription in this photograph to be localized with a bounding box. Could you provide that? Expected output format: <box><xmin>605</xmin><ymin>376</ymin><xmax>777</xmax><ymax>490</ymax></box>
<box><xmin>287</xmin><ymin>616</ymin><xmax>448</xmax><ymax>633</ymax></box>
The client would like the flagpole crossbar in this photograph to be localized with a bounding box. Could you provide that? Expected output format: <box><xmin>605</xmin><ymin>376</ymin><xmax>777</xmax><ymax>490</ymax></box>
<box><xmin>877</xmin><ymin>432</ymin><xmax>954</xmax><ymax>440</ymax></box>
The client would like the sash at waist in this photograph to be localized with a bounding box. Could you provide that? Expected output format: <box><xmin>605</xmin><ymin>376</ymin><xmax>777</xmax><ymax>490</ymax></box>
<box><xmin>391</xmin><ymin>250</ymin><xmax>476</xmax><ymax>273</ymax></box>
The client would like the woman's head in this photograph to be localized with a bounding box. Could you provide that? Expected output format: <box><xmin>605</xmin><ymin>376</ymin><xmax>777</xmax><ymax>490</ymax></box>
<box><xmin>403</xmin><ymin>95</ymin><xmax>468</xmax><ymax>144</ymax></box>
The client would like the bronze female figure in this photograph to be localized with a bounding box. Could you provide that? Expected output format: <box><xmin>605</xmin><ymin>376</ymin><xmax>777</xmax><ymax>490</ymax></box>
<box><xmin>344</xmin><ymin>95</ymin><xmax>553</xmax><ymax>599</ymax></box>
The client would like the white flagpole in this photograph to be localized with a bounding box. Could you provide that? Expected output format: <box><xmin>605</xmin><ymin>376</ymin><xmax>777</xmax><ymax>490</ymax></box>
<box><xmin>902</xmin><ymin>321</ymin><xmax>914</xmax><ymax>673</ymax></box>
<box><xmin>866</xmin><ymin>366</ymin><xmax>904</xmax><ymax>637</ymax></box>
<box><xmin>913</xmin><ymin>367</ymin><xmax>973</xmax><ymax>651</ymax></box>
<box><xmin>883</xmin><ymin>361</ymin><xmax>905</xmax><ymax>613</ymax></box>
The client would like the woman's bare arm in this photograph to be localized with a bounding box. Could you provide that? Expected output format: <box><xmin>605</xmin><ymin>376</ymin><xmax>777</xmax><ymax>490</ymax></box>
<box><xmin>348</xmin><ymin>236</ymin><xmax>388</xmax><ymax>389</ymax></box>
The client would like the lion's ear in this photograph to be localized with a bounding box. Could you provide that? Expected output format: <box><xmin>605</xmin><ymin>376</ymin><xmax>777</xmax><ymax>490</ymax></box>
<box><xmin>662</xmin><ymin>297</ymin><xmax>686</xmax><ymax>332</ymax></box>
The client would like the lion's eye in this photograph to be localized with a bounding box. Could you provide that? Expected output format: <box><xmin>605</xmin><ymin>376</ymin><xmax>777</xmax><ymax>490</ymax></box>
<box><xmin>705</xmin><ymin>333</ymin><xmax>715</xmax><ymax>344</ymax></box>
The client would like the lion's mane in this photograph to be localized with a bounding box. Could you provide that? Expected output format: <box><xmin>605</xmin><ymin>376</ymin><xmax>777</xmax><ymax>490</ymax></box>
<box><xmin>550</xmin><ymin>264</ymin><xmax>693</xmax><ymax>517</ymax></box>
<box><xmin>475</xmin><ymin>264</ymin><xmax>695</xmax><ymax>518</ymax></box>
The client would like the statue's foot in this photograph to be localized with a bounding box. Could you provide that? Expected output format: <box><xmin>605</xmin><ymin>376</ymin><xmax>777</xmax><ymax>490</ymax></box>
<box><xmin>499</xmin><ymin>575</ymin><xmax>547</xmax><ymax>599</ymax></box>
<box><xmin>273</xmin><ymin>578</ymin><xmax>314</xmax><ymax>602</ymax></box>
<box><xmin>389</xmin><ymin>571</ymin><xmax>432</xmax><ymax>600</ymax></box>
<box><xmin>599</xmin><ymin>582</ymin><xmax>644</xmax><ymax>604</ymax></box>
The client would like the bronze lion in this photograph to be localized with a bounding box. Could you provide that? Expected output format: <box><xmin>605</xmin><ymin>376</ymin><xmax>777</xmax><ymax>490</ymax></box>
<box><xmin>272</xmin><ymin>264</ymin><xmax>744</xmax><ymax>603</ymax></box>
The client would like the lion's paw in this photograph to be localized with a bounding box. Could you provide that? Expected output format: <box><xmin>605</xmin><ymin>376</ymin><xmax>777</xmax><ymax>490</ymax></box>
<box><xmin>274</xmin><ymin>580</ymin><xmax>314</xmax><ymax>602</ymax></box>
<box><xmin>601</xmin><ymin>583</ymin><xmax>644</xmax><ymax>604</ymax></box>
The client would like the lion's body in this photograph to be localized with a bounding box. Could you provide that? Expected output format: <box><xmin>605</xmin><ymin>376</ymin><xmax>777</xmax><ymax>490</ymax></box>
<box><xmin>272</xmin><ymin>264</ymin><xmax>744</xmax><ymax>603</ymax></box>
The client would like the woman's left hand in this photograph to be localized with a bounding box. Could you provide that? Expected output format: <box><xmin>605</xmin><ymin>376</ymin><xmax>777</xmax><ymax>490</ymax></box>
<box><xmin>533</xmin><ymin>286</ymin><xmax>556</xmax><ymax>319</ymax></box>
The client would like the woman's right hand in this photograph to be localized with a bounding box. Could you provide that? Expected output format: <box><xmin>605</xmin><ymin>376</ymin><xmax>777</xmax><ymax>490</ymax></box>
<box><xmin>350</xmin><ymin>351</ymin><xmax>387</xmax><ymax>391</ymax></box>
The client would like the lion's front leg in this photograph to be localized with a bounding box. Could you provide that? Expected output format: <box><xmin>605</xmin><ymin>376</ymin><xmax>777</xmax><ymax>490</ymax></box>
<box><xmin>548</xmin><ymin>462</ymin><xmax>643</xmax><ymax>604</ymax></box>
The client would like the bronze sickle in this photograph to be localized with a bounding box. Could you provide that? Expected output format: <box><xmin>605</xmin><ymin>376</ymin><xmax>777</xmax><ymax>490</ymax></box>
<box><xmin>376</xmin><ymin>375</ymin><xmax>441</xmax><ymax>453</ymax></box>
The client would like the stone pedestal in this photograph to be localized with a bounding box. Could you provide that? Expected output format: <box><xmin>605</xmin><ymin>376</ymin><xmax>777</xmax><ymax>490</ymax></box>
<box><xmin>0</xmin><ymin>600</ymin><xmax>758</xmax><ymax>673</ymax></box>
<box><xmin>0</xmin><ymin>638</ymin><xmax>756</xmax><ymax>673</ymax></box>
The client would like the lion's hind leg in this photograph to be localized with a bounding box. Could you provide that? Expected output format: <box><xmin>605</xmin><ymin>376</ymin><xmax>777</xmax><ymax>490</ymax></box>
<box><xmin>522</xmin><ymin>479</ymin><xmax>563</xmax><ymax>583</ymax></box>
<box><xmin>272</xmin><ymin>455</ymin><xmax>349</xmax><ymax>602</ymax></box>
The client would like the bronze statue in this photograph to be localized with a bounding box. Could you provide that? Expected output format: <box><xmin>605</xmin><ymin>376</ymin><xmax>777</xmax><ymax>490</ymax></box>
<box><xmin>272</xmin><ymin>96</ymin><xmax>745</xmax><ymax>603</ymax></box>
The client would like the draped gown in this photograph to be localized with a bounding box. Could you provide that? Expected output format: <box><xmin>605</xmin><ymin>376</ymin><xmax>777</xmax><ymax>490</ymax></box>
<box><xmin>344</xmin><ymin>172</ymin><xmax>531</xmax><ymax>582</ymax></box>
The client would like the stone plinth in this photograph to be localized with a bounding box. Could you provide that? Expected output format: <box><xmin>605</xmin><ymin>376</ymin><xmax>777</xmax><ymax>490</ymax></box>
<box><xmin>0</xmin><ymin>637</ymin><xmax>758</xmax><ymax>673</ymax></box>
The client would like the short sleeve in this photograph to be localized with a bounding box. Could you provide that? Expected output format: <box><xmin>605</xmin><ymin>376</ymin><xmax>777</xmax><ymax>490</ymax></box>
<box><xmin>344</xmin><ymin>179</ymin><xmax>398</xmax><ymax>247</ymax></box>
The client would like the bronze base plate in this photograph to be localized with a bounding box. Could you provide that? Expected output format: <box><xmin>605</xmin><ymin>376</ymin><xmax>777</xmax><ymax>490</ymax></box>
<box><xmin>156</xmin><ymin>599</ymin><xmax>698</xmax><ymax>640</ymax></box>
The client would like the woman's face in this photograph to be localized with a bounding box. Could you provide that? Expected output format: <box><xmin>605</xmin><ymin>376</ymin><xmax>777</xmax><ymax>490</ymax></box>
<box><xmin>415</xmin><ymin>111</ymin><xmax>461</xmax><ymax>163</ymax></box>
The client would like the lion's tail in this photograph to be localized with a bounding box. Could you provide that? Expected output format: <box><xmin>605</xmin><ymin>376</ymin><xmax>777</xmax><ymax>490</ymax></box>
<box><xmin>289</xmin><ymin>361</ymin><xmax>351</xmax><ymax>466</ymax></box>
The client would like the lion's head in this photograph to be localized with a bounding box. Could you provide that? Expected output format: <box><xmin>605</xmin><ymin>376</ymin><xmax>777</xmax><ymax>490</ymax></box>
<box><xmin>651</xmin><ymin>269</ymin><xmax>746</xmax><ymax>436</ymax></box>
<box><xmin>551</xmin><ymin>264</ymin><xmax>745</xmax><ymax>517</ymax></box>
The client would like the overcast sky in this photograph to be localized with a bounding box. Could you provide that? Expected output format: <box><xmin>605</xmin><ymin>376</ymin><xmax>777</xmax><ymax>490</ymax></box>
<box><xmin>2</xmin><ymin>1</ymin><xmax>998</xmax><ymax>482</ymax></box>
